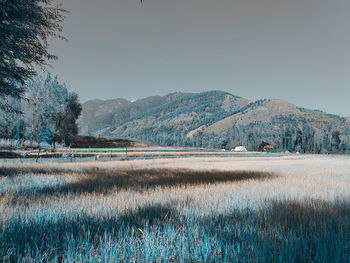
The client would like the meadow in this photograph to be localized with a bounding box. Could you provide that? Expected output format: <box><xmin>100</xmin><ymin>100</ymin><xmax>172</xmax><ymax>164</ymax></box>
<box><xmin>1</xmin><ymin>155</ymin><xmax>349</xmax><ymax>262</ymax></box>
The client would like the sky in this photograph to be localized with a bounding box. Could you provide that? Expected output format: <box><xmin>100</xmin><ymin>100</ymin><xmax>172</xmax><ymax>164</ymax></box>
<box><xmin>49</xmin><ymin>0</ymin><xmax>350</xmax><ymax>116</ymax></box>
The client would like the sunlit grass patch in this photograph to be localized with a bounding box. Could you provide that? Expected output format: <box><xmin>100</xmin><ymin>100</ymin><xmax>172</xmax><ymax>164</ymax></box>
<box><xmin>57</xmin><ymin>168</ymin><xmax>275</xmax><ymax>192</ymax></box>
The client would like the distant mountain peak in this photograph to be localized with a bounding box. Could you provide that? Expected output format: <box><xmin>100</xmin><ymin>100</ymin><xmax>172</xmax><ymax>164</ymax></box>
<box><xmin>78</xmin><ymin>90</ymin><xmax>350</xmax><ymax>153</ymax></box>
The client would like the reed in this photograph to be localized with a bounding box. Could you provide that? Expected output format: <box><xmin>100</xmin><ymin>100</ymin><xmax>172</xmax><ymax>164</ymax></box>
<box><xmin>0</xmin><ymin>158</ymin><xmax>349</xmax><ymax>262</ymax></box>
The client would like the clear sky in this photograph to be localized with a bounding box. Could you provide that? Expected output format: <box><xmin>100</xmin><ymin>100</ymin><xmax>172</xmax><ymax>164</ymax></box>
<box><xmin>49</xmin><ymin>0</ymin><xmax>350</xmax><ymax>116</ymax></box>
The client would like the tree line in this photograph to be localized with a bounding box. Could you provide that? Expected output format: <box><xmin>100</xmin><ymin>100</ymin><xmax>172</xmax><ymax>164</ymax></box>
<box><xmin>121</xmin><ymin>121</ymin><xmax>350</xmax><ymax>153</ymax></box>
<box><xmin>0</xmin><ymin>73</ymin><xmax>81</xmax><ymax>147</ymax></box>
<box><xmin>1</xmin><ymin>0</ymin><xmax>81</xmax><ymax>148</ymax></box>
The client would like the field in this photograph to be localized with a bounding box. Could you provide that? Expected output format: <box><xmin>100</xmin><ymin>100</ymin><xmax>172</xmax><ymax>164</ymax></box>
<box><xmin>1</xmin><ymin>154</ymin><xmax>350</xmax><ymax>262</ymax></box>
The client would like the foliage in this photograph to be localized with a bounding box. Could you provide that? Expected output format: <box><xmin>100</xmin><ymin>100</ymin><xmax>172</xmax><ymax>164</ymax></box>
<box><xmin>0</xmin><ymin>0</ymin><xmax>66</xmax><ymax>99</ymax></box>
<box><xmin>56</xmin><ymin>92</ymin><xmax>82</xmax><ymax>146</ymax></box>
<box><xmin>39</xmin><ymin>126</ymin><xmax>54</xmax><ymax>145</ymax></box>
<box><xmin>0</xmin><ymin>72</ymin><xmax>81</xmax><ymax>147</ymax></box>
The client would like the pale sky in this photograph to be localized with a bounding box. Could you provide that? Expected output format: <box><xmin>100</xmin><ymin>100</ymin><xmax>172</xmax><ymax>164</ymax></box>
<box><xmin>50</xmin><ymin>0</ymin><xmax>350</xmax><ymax>116</ymax></box>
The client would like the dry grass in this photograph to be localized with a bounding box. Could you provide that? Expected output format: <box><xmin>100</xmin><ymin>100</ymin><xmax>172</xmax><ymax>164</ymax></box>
<box><xmin>0</xmin><ymin>155</ymin><xmax>350</xmax><ymax>262</ymax></box>
<box><xmin>0</xmin><ymin>166</ymin><xmax>274</xmax><ymax>189</ymax></box>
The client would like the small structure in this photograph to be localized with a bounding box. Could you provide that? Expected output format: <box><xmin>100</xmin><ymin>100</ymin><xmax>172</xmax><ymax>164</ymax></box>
<box><xmin>232</xmin><ymin>146</ymin><xmax>248</xmax><ymax>152</ymax></box>
<box><xmin>258</xmin><ymin>141</ymin><xmax>274</xmax><ymax>152</ymax></box>
<box><xmin>262</xmin><ymin>144</ymin><xmax>274</xmax><ymax>152</ymax></box>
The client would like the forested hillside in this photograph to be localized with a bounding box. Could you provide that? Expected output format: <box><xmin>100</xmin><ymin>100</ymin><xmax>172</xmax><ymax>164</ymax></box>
<box><xmin>79</xmin><ymin>92</ymin><xmax>192</xmax><ymax>134</ymax></box>
<box><xmin>79</xmin><ymin>91</ymin><xmax>350</xmax><ymax>153</ymax></box>
<box><xmin>196</xmin><ymin>99</ymin><xmax>350</xmax><ymax>153</ymax></box>
<box><xmin>78</xmin><ymin>98</ymin><xmax>130</xmax><ymax>134</ymax></box>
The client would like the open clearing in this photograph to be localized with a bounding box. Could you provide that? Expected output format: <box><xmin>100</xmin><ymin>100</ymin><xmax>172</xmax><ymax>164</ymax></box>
<box><xmin>1</xmin><ymin>154</ymin><xmax>349</xmax><ymax>262</ymax></box>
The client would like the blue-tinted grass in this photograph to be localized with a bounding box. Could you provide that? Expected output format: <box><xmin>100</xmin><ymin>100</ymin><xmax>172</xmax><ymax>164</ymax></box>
<box><xmin>0</xmin><ymin>167</ymin><xmax>349</xmax><ymax>262</ymax></box>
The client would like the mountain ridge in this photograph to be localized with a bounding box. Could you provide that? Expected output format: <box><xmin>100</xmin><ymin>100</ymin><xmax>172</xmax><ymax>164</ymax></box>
<box><xmin>78</xmin><ymin>91</ymin><xmax>350</xmax><ymax>153</ymax></box>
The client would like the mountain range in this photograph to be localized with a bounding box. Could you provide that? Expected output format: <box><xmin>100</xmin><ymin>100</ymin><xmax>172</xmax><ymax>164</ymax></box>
<box><xmin>78</xmin><ymin>91</ymin><xmax>350</xmax><ymax>153</ymax></box>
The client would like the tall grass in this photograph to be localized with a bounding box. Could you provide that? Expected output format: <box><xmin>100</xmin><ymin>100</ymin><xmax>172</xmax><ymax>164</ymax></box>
<box><xmin>0</xmin><ymin>159</ymin><xmax>349</xmax><ymax>262</ymax></box>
